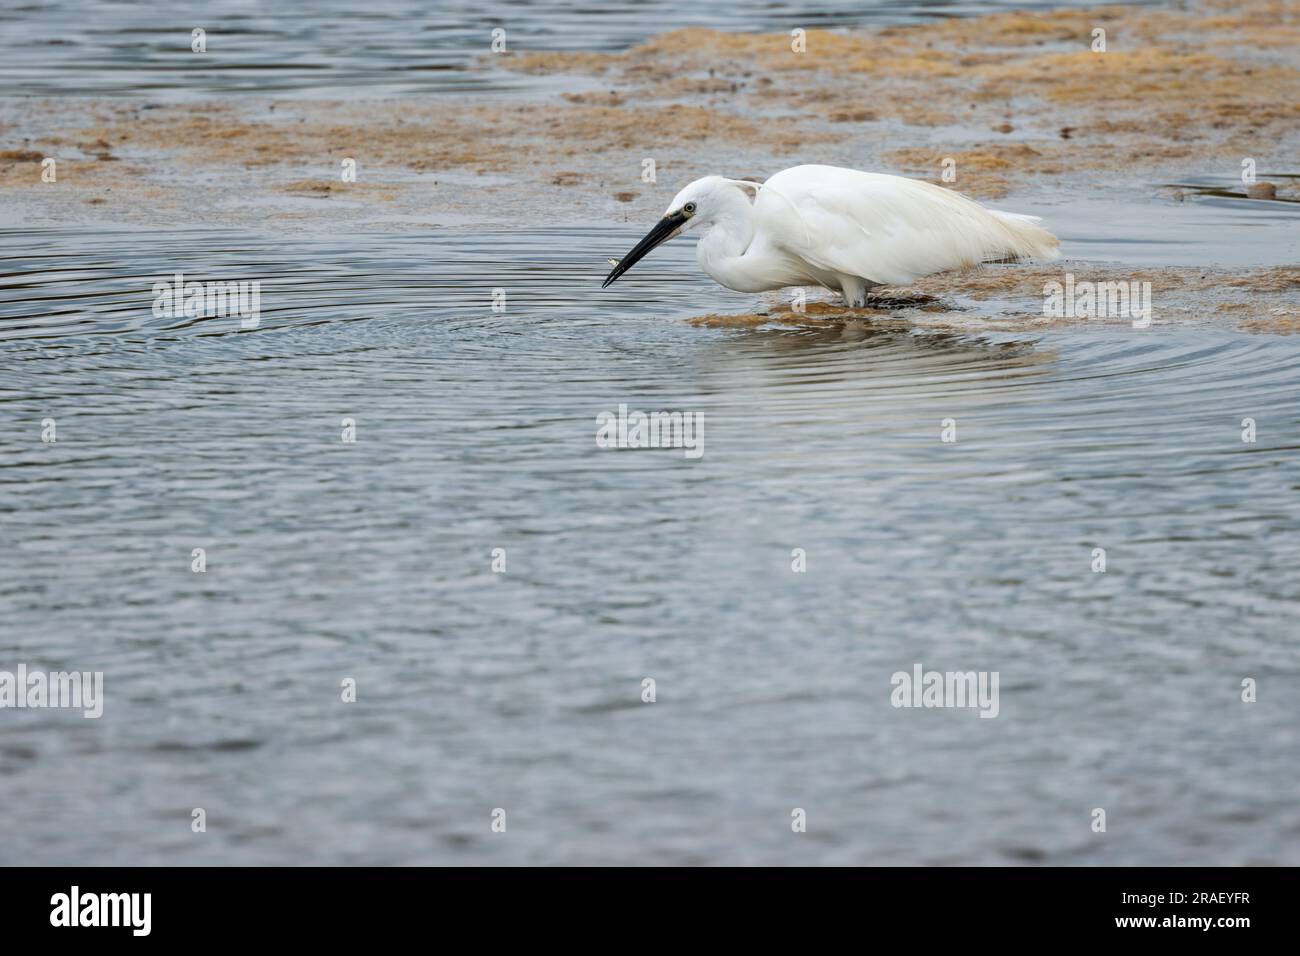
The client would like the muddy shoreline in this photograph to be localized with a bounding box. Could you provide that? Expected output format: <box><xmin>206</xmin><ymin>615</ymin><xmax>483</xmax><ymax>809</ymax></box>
<box><xmin>1</xmin><ymin>0</ymin><xmax>1297</xmax><ymax>330</ymax></box>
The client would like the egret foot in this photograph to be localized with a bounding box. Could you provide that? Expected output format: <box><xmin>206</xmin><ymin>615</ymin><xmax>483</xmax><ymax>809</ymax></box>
<box><xmin>862</xmin><ymin>291</ymin><xmax>940</xmax><ymax>309</ymax></box>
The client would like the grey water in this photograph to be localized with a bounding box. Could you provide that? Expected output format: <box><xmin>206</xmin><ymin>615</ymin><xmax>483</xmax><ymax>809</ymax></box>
<box><xmin>2</xmin><ymin>221</ymin><xmax>1299</xmax><ymax>865</ymax></box>
<box><xmin>2</xmin><ymin>0</ymin><xmax>1299</xmax><ymax>866</ymax></box>
<box><xmin>1</xmin><ymin>0</ymin><xmax>1161</xmax><ymax>99</ymax></box>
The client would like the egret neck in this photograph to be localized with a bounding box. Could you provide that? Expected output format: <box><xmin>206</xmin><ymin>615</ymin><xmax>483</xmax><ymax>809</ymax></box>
<box><xmin>693</xmin><ymin>187</ymin><xmax>763</xmax><ymax>289</ymax></box>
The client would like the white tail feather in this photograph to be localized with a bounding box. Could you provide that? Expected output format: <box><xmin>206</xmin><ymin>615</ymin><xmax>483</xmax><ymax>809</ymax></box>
<box><xmin>988</xmin><ymin>210</ymin><xmax>1061</xmax><ymax>261</ymax></box>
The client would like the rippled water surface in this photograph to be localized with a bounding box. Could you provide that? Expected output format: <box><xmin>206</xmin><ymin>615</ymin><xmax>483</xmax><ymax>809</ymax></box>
<box><xmin>2</xmin><ymin>223</ymin><xmax>1299</xmax><ymax>865</ymax></box>
<box><xmin>3</xmin><ymin>0</ymin><xmax>1299</xmax><ymax>866</ymax></box>
<box><xmin>1</xmin><ymin>0</ymin><xmax>1159</xmax><ymax>97</ymax></box>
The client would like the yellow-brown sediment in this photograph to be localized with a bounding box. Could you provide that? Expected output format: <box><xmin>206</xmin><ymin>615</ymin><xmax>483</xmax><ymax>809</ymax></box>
<box><xmin>0</xmin><ymin>1</ymin><xmax>1295</xmax><ymax>330</ymax></box>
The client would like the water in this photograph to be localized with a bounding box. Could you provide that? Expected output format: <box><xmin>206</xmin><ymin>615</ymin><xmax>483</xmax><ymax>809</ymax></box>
<box><xmin>2</xmin><ymin>224</ymin><xmax>1299</xmax><ymax>865</ymax></box>
<box><xmin>0</xmin><ymin>0</ymin><xmax>1157</xmax><ymax>98</ymax></box>
<box><xmin>2</xmin><ymin>0</ymin><xmax>1298</xmax><ymax>866</ymax></box>
<box><xmin>1060</xmin><ymin>184</ymin><xmax>1300</xmax><ymax>268</ymax></box>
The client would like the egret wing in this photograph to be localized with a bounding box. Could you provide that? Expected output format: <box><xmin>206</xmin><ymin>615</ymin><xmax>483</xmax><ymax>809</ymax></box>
<box><xmin>755</xmin><ymin>165</ymin><xmax>1056</xmax><ymax>286</ymax></box>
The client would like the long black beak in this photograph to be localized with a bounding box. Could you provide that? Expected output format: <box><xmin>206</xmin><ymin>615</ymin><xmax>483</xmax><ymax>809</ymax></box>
<box><xmin>602</xmin><ymin>211</ymin><xmax>687</xmax><ymax>288</ymax></box>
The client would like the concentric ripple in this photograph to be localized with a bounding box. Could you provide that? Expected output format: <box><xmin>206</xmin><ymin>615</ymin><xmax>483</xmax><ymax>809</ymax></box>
<box><xmin>1</xmin><ymin>226</ymin><xmax>1298</xmax><ymax>866</ymax></box>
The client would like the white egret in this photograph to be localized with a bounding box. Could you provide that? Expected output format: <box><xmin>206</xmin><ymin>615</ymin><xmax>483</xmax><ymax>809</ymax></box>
<box><xmin>603</xmin><ymin>164</ymin><xmax>1060</xmax><ymax>306</ymax></box>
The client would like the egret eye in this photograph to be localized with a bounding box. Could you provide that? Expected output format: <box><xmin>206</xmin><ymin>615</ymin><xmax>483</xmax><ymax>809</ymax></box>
<box><xmin>684</xmin><ymin>202</ymin><xmax>696</xmax><ymax>215</ymax></box>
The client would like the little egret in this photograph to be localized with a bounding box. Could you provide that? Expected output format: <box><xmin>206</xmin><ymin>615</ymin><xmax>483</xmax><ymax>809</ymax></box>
<box><xmin>602</xmin><ymin>164</ymin><xmax>1060</xmax><ymax>306</ymax></box>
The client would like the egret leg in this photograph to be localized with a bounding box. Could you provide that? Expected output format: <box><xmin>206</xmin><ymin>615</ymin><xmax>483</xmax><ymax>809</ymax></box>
<box><xmin>837</xmin><ymin>275</ymin><xmax>877</xmax><ymax>308</ymax></box>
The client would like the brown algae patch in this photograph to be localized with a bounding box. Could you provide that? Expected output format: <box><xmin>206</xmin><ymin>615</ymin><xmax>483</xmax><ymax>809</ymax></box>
<box><xmin>0</xmin><ymin>148</ymin><xmax>46</xmax><ymax>163</ymax></box>
<box><xmin>914</xmin><ymin>264</ymin><xmax>1300</xmax><ymax>331</ymax></box>
<box><xmin>689</xmin><ymin>312</ymin><xmax>777</xmax><ymax>328</ymax></box>
<box><xmin>0</xmin><ymin>96</ymin><xmax>798</xmax><ymax>227</ymax></box>
<box><xmin>882</xmin><ymin>144</ymin><xmax>1066</xmax><ymax>199</ymax></box>
<box><xmin>501</xmin><ymin>1</ymin><xmax>1300</xmax><ymax>175</ymax></box>
<box><xmin>0</xmin><ymin>0</ymin><xmax>1296</xmax><ymax>328</ymax></box>
<box><xmin>691</xmin><ymin>294</ymin><xmax>954</xmax><ymax>330</ymax></box>
<box><xmin>689</xmin><ymin>265</ymin><xmax>1300</xmax><ymax>333</ymax></box>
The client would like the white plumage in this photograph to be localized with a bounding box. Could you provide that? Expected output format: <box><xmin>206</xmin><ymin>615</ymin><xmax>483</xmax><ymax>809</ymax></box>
<box><xmin>603</xmin><ymin>164</ymin><xmax>1060</xmax><ymax>306</ymax></box>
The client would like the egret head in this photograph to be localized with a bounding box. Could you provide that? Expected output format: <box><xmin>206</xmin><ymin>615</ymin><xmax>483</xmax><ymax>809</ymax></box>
<box><xmin>602</xmin><ymin>176</ymin><xmax>754</xmax><ymax>288</ymax></box>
